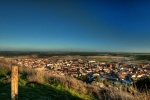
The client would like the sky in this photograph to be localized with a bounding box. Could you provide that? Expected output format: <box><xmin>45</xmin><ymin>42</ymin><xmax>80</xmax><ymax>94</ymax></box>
<box><xmin>0</xmin><ymin>0</ymin><xmax>150</xmax><ymax>52</ymax></box>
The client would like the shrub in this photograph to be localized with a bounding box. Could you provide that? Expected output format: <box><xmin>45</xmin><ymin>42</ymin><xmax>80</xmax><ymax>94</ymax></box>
<box><xmin>0</xmin><ymin>70</ymin><xmax>6</xmax><ymax>77</ymax></box>
<box><xmin>18</xmin><ymin>78</ymin><xmax>27</xmax><ymax>86</ymax></box>
<box><xmin>135</xmin><ymin>77</ymin><xmax>150</xmax><ymax>92</ymax></box>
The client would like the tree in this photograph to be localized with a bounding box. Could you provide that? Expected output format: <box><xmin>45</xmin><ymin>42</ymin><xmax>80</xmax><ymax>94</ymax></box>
<box><xmin>135</xmin><ymin>77</ymin><xmax>150</xmax><ymax>91</ymax></box>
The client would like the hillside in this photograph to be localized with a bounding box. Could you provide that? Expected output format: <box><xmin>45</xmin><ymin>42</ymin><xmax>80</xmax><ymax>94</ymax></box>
<box><xmin>0</xmin><ymin>78</ymin><xmax>91</xmax><ymax>100</ymax></box>
<box><xmin>0</xmin><ymin>69</ymin><xmax>93</xmax><ymax>100</ymax></box>
<box><xmin>0</xmin><ymin>59</ymin><xmax>150</xmax><ymax>100</ymax></box>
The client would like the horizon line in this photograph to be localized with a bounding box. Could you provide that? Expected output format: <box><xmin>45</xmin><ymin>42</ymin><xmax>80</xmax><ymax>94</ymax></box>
<box><xmin>0</xmin><ymin>50</ymin><xmax>150</xmax><ymax>54</ymax></box>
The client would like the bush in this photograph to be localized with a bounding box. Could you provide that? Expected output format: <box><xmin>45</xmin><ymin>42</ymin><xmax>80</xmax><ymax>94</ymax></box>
<box><xmin>77</xmin><ymin>75</ymin><xmax>90</xmax><ymax>83</ymax></box>
<box><xmin>134</xmin><ymin>55</ymin><xmax>150</xmax><ymax>61</ymax></box>
<box><xmin>0</xmin><ymin>70</ymin><xmax>6</xmax><ymax>77</ymax></box>
<box><xmin>135</xmin><ymin>77</ymin><xmax>150</xmax><ymax>91</ymax></box>
<box><xmin>19</xmin><ymin>78</ymin><xmax>27</xmax><ymax>86</ymax></box>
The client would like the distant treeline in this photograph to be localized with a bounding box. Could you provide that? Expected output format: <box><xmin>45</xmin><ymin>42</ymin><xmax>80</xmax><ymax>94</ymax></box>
<box><xmin>0</xmin><ymin>51</ymin><xmax>107</xmax><ymax>57</ymax></box>
<box><xmin>0</xmin><ymin>52</ymin><xmax>37</xmax><ymax>57</ymax></box>
<box><xmin>0</xmin><ymin>51</ymin><xmax>150</xmax><ymax>58</ymax></box>
<box><xmin>134</xmin><ymin>55</ymin><xmax>150</xmax><ymax>61</ymax></box>
<box><xmin>0</xmin><ymin>52</ymin><xmax>107</xmax><ymax>57</ymax></box>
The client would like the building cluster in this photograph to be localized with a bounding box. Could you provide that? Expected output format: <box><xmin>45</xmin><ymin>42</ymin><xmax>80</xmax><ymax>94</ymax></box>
<box><xmin>12</xmin><ymin>58</ymin><xmax>150</xmax><ymax>84</ymax></box>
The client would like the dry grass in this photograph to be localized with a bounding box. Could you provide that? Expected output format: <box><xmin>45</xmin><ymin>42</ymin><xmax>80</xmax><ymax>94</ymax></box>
<box><xmin>0</xmin><ymin>59</ymin><xmax>11</xmax><ymax>73</ymax></box>
<box><xmin>20</xmin><ymin>68</ymin><xmax>150</xmax><ymax>100</ymax></box>
<box><xmin>44</xmin><ymin>73</ymin><xmax>89</xmax><ymax>94</ymax></box>
<box><xmin>27</xmin><ymin>70</ymin><xmax>44</xmax><ymax>84</ymax></box>
<box><xmin>22</xmin><ymin>69</ymin><xmax>100</xmax><ymax>99</ymax></box>
<box><xmin>133</xmin><ymin>92</ymin><xmax>150</xmax><ymax>100</ymax></box>
<box><xmin>97</xmin><ymin>85</ymin><xmax>150</xmax><ymax>100</ymax></box>
<box><xmin>20</xmin><ymin>67</ymin><xmax>44</xmax><ymax>84</ymax></box>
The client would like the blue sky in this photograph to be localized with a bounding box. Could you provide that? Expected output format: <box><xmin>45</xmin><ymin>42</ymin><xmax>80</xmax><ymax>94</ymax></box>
<box><xmin>0</xmin><ymin>0</ymin><xmax>150</xmax><ymax>52</ymax></box>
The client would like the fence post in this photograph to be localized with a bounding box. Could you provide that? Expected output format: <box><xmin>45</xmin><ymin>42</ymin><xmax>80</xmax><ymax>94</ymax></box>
<box><xmin>11</xmin><ymin>66</ymin><xmax>18</xmax><ymax>100</ymax></box>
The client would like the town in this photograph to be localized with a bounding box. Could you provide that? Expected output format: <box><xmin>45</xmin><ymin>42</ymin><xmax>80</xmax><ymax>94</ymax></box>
<box><xmin>8</xmin><ymin>55</ymin><xmax>150</xmax><ymax>85</ymax></box>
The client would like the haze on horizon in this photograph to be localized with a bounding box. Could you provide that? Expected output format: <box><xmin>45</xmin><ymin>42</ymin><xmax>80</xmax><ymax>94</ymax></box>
<box><xmin>0</xmin><ymin>0</ymin><xmax>150</xmax><ymax>53</ymax></box>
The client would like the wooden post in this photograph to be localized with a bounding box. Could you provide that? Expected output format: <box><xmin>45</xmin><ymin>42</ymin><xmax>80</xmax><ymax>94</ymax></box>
<box><xmin>11</xmin><ymin>66</ymin><xmax>18</xmax><ymax>100</ymax></box>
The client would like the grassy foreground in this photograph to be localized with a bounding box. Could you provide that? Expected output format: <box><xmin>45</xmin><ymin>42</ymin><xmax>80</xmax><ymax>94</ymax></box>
<box><xmin>0</xmin><ymin>69</ymin><xmax>93</xmax><ymax>100</ymax></box>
